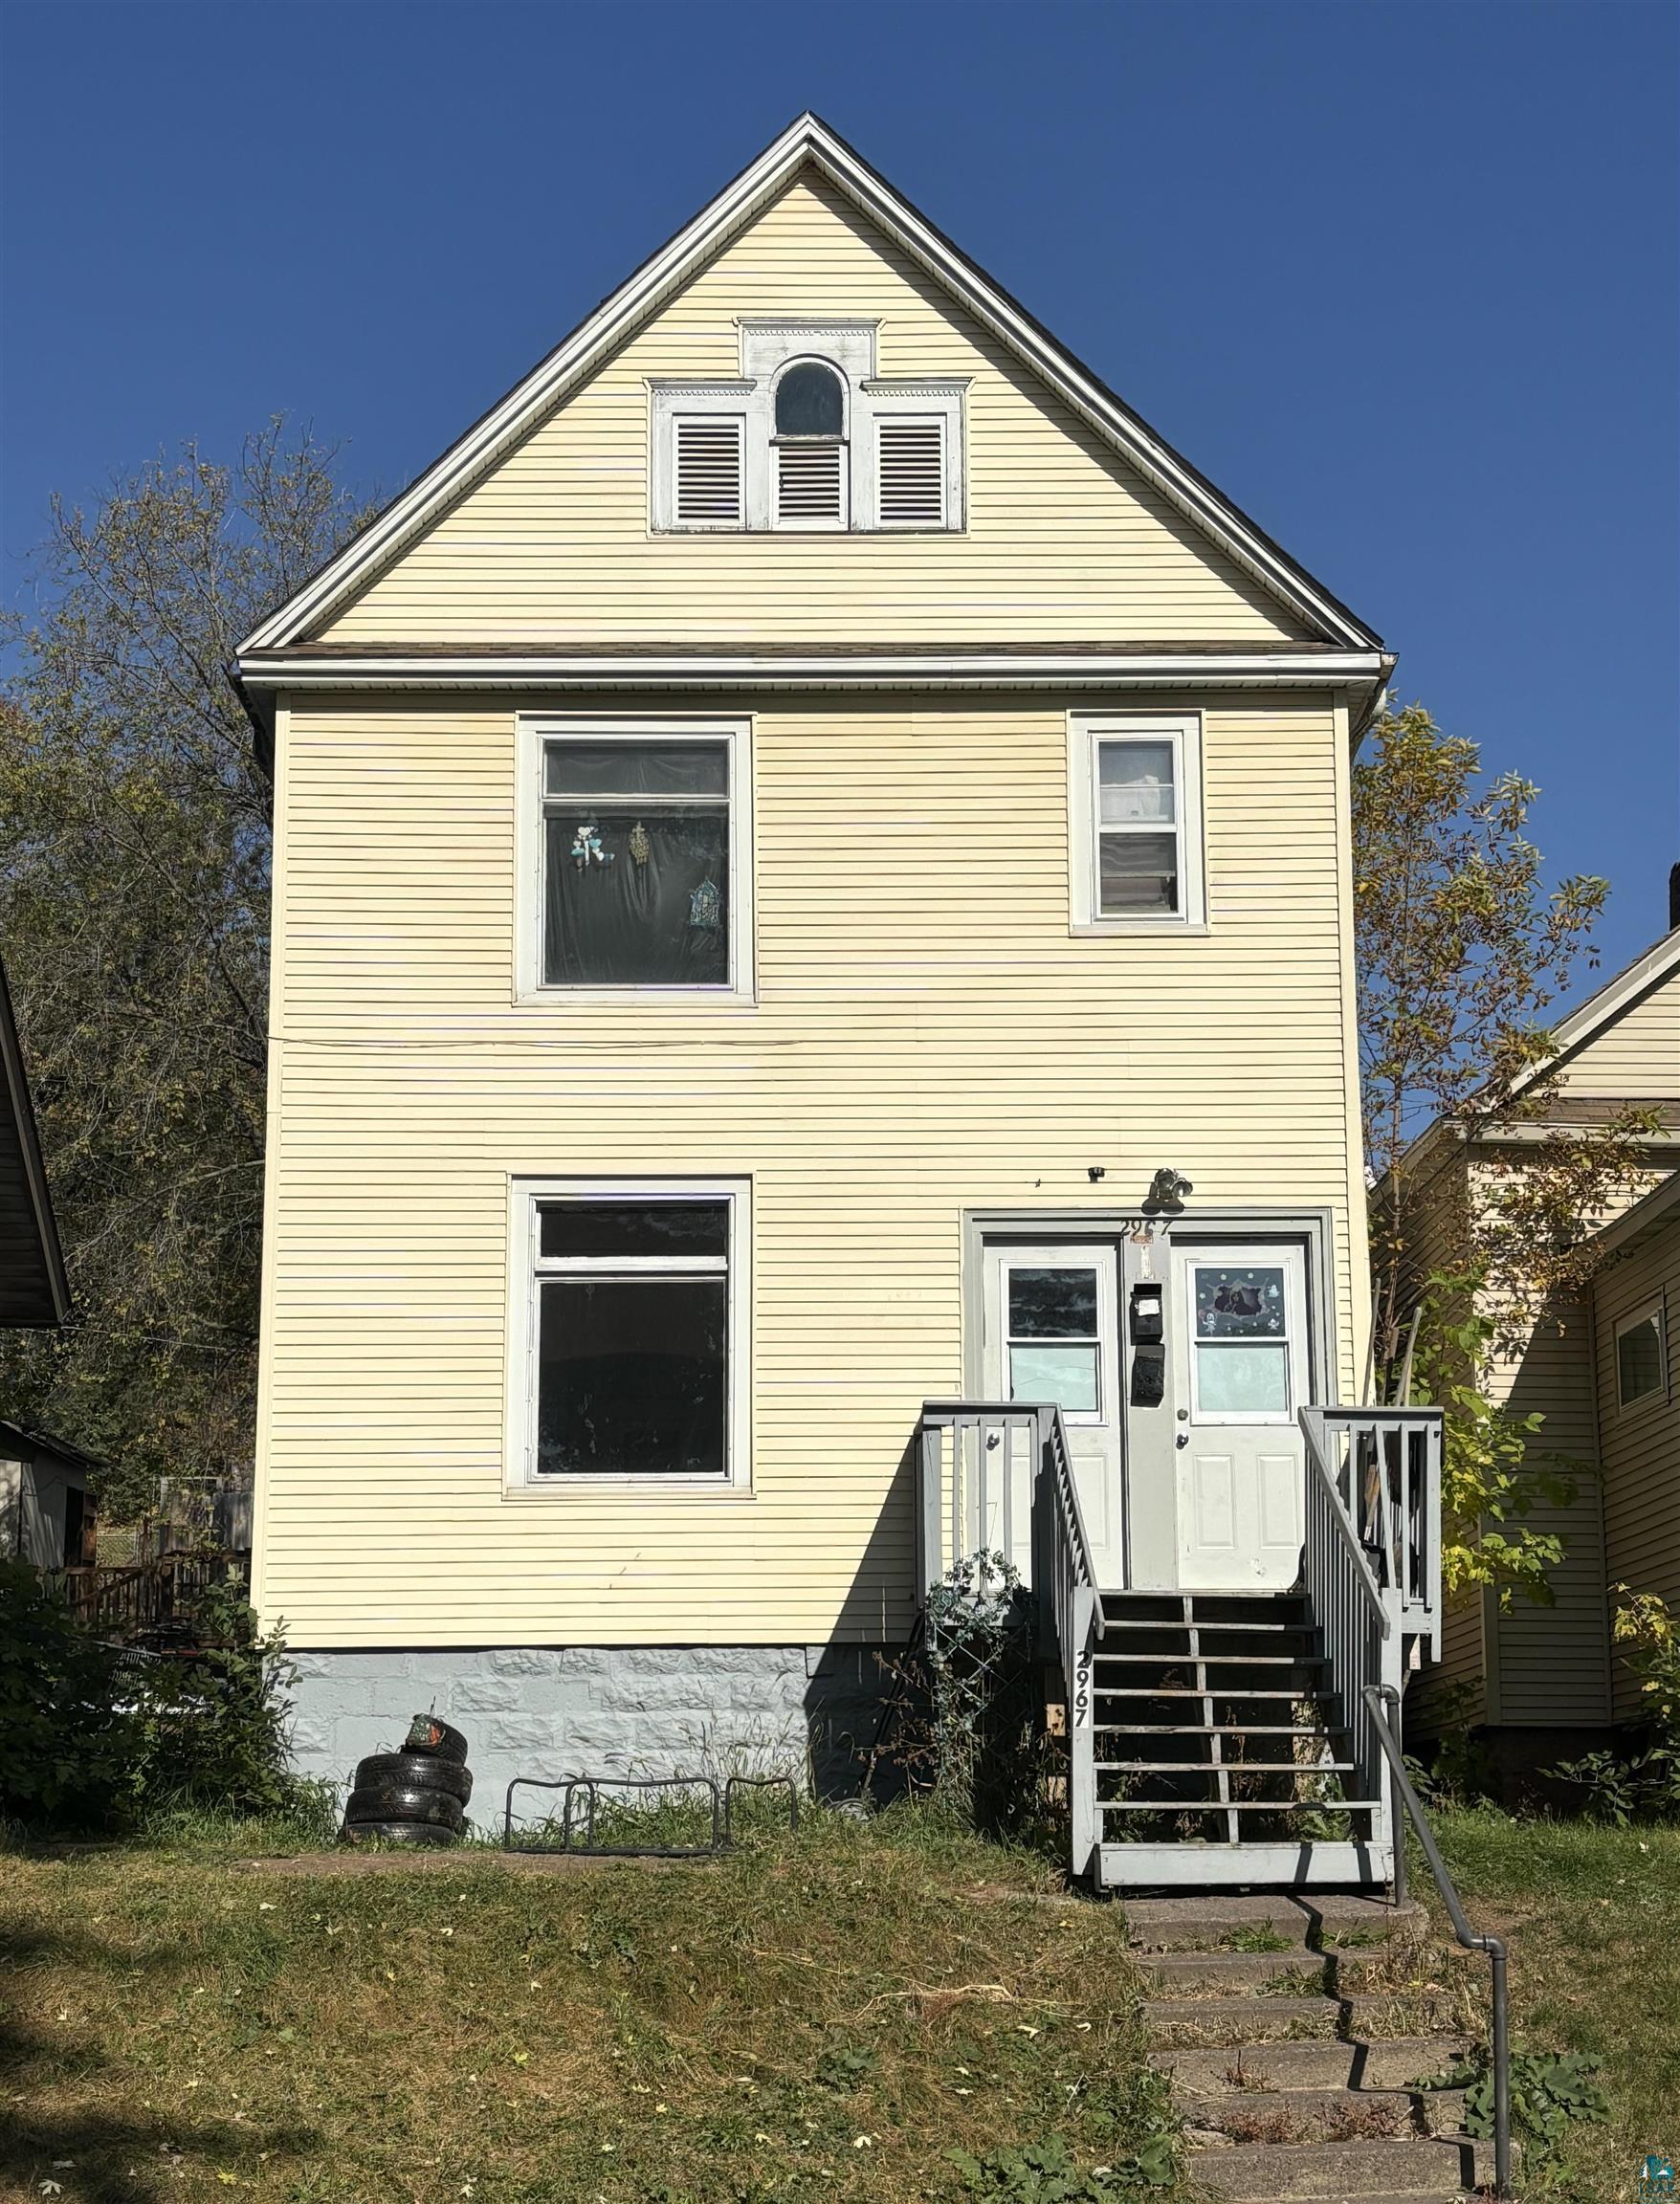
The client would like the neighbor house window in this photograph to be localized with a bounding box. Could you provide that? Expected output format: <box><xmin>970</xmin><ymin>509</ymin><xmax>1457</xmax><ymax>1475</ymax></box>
<box><xmin>519</xmin><ymin>719</ymin><xmax>751</xmax><ymax>998</ymax></box>
<box><xmin>1068</xmin><ymin>713</ymin><xmax>1205</xmax><ymax>930</ymax></box>
<box><xmin>1616</xmin><ymin>1299</ymin><xmax>1667</xmax><ymax>1409</ymax></box>
<box><xmin>513</xmin><ymin>1182</ymin><xmax>750</xmax><ymax>1488</ymax></box>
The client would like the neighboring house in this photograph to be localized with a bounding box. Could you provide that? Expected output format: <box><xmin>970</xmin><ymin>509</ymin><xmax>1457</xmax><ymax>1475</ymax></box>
<box><xmin>0</xmin><ymin>955</ymin><xmax>92</xmax><ymax>1570</ymax></box>
<box><xmin>1405</xmin><ymin>899</ymin><xmax>1680</xmax><ymax>1773</ymax></box>
<box><xmin>233</xmin><ymin>115</ymin><xmax>1440</xmax><ymax>1888</ymax></box>
<box><xmin>1</xmin><ymin>1421</ymin><xmax>98</xmax><ymax>1570</ymax></box>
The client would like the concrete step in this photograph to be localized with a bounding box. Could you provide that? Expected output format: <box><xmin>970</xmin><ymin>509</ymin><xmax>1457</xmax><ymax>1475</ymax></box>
<box><xmin>1142</xmin><ymin>1995</ymin><xmax>1341</xmax><ymax>2044</ymax></box>
<box><xmin>1143</xmin><ymin>1989</ymin><xmax>1470</xmax><ymax>2046</ymax></box>
<box><xmin>1179</xmin><ymin>2084</ymin><xmax>1469</xmax><ymax>2143</ymax></box>
<box><xmin>1186</xmin><ymin>2135</ymin><xmax>1487</xmax><ymax>2200</ymax></box>
<box><xmin>1152</xmin><ymin>2035</ymin><xmax>1470</xmax><ymax>2093</ymax></box>
<box><xmin>1140</xmin><ymin>1949</ymin><xmax>1332</xmax><ymax>1995</ymax></box>
<box><xmin>1125</xmin><ymin>1893</ymin><xmax>1422</xmax><ymax>1951</ymax></box>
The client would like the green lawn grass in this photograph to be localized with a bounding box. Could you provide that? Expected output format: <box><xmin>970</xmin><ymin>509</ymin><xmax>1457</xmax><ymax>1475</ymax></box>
<box><xmin>0</xmin><ymin>1806</ymin><xmax>1174</xmax><ymax>2204</ymax></box>
<box><xmin>1429</xmin><ymin>1805</ymin><xmax>1680</xmax><ymax>2201</ymax></box>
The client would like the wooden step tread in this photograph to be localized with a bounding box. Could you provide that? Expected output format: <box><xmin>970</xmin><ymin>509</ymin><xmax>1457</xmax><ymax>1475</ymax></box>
<box><xmin>1097</xmin><ymin>1687</ymin><xmax>1329</xmax><ymax>1701</ymax></box>
<box><xmin>1097</xmin><ymin>1760</ymin><xmax>1357</xmax><ymax>1774</ymax></box>
<box><xmin>1101</xmin><ymin>1618</ymin><xmax>1316</xmax><ymax>1635</ymax></box>
<box><xmin>1101</xmin><ymin>1796</ymin><xmax>1376</xmax><ymax>1814</ymax></box>
<box><xmin>1101</xmin><ymin>1724</ymin><xmax>1349</xmax><ymax>1738</ymax></box>
<box><xmin>1096</xmin><ymin>1651</ymin><xmax>1330</xmax><ymax>1668</ymax></box>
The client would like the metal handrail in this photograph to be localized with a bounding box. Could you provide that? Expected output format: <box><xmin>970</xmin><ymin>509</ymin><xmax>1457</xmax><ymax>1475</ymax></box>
<box><xmin>1300</xmin><ymin>1408</ymin><xmax>1392</xmax><ymax>1637</ymax></box>
<box><xmin>1364</xmin><ymin>1684</ymin><xmax>1510</xmax><ymax>2198</ymax></box>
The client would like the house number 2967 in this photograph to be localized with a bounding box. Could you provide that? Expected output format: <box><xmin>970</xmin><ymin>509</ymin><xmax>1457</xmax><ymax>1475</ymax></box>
<box><xmin>1073</xmin><ymin>1651</ymin><xmax>1093</xmax><ymax>1729</ymax></box>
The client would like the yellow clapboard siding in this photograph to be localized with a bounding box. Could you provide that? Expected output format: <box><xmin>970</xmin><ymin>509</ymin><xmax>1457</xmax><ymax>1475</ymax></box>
<box><xmin>255</xmin><ymin>688</ymin><xmax>1366</xmax><ymax>1645</ymax></box>
<box><xmin>317</xmin><ymin>174</ymin><xmax>1303</xmax><ymax>647</ymax></box>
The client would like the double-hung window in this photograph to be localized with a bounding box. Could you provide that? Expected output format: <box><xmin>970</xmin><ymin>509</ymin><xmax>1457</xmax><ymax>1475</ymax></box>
<box><xmin>513</xmin><ymin>1181</ymin><xmax>750</xmax><ymax>1488</ymax></box>
<box><xmin>1068</xmin><ymin>713</ymin><xmax>1205</xmax><ymax>930</ymax></box>
<box><xmin>519</xmin><ymin>718</ymin><xmax>751</xmax><ymax>998</ymax></box>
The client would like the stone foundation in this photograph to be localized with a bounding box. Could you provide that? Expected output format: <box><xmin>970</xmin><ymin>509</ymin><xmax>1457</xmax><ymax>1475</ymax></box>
<box><xmin>287</xmin><ymin>1643</ymin><xmax>894</xmax><ymax>1830</ymax></box>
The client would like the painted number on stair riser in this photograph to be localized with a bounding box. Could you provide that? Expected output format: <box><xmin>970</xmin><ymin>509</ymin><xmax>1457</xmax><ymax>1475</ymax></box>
<box><xmin>1073</xmin><ymin>1652</ymin><xmax>1093</xmax><ymax>1729</ymax></box>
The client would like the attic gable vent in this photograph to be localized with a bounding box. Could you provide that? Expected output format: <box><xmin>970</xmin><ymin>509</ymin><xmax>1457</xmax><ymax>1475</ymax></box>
<box><xmin>674</xmin><ymin>417</ymin><xmax>744</xmax><ymax>525</ymax></box>
<box><xmin>775</xmin><ymin>439</ymin><xmax>846</xmax><ymax>527</ymax></box>
<box><xmin>877</xmin><ymin>418</ymin><xmax>945</xmax><ymax>526</ymax></box>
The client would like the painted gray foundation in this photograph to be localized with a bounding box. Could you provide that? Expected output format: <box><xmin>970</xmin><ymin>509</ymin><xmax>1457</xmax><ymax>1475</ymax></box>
<box><xmin>287</xmin><ymin>1644</ymin><xmax>894</xmax><ymax>1830</ymax></box>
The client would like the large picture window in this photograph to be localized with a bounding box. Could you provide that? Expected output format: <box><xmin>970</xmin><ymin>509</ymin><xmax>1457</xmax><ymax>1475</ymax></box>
<box><xmin>519</xmin><ymin>719</ymin><xmax>751</xmax><ymax>999</ymax></box>
<box><xmin>513</xmin><ymin>1182</ymin><xmax>750</xmax><ymax>1488</ymax></box>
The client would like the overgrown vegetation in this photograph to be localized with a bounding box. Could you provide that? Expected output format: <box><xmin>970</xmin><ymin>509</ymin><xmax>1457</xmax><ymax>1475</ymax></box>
<box><xmin>1408</xmin><ymin>1272</ymin><xmax>1576</xmax><ymax>1607</ymax></box>
<box><xmin>1429</xmin><ymin>1805</ymin><xmax>1680</xmax><ymax>2202</ymax></box>
<box><xmin>0</xmin><ymin>1562</ymin><xmax>307</xmax><ymax>1833</ymax></box>
<box><xmin>0</xmin><ymin>426</ymin><xmax>368</xmax><ymax>1511</ymax></box>
<box><xmin>0</xmin><ymin>1809</ymin><xmax>1183</xmax><ymax>2204</ymax></box>
<box><xmin>880</xmin><ymin>1553</ymin><xmax>1054</xmax><ymax>1840</ymax></box>
<box><xmin>1546</xmin><ymin>1587</ymin><xmax>1680</xmax><ymax>1822</ymax></box>
<box><xmin>1355</xmin><ymin>703</ymin><xmax>1658</xmax><ymax>1384</ymax></box>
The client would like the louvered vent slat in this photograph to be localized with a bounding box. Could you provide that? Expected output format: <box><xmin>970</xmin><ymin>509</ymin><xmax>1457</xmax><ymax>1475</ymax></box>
<box><xmin>776</xmin><ymin>442</ymin><xmax>844</xmax><ymax>523</ymax></box>
<box><xmin>674</xmin><ymin>418</ymin><xmax>743</xmax><ymax>524</ymax></box>
<box><xmin>877</xmin><ymin>419</ymin><xmax>945</xmax><ymax>524</ymax></box>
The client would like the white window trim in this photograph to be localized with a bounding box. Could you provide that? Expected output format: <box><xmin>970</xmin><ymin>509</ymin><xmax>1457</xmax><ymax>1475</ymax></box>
<box><xmin>864</xmin><ymin>381</ymin><xmax>968</xmax><ymax>531</ymax></box>
<box><xmin>1067</xmin><ymin>710</ymin><xmax>1206</xmax><ymax>934</ymax></box>
<box><xmin>514</xmin><ymin>715</ymin><xmax>754</xmax><ymax>1005</ymax></box>
<box><xmin>1614</xmin><ymin>1295</ymin><xmax>1668</xmax><ymax>1412</ymax></box>
<box><xmin>992</xmin><ymin>1244</ymin><xmax>1116</xmax><ymax>1428</ymax></box>
<box><xmin>770</xmin><ymin>355</ymin><xmax>851</xmax><ymax>533</ymax></box>
<box><xmin>648</xmin><ymin>322</ymin><xmax>967</xmax><ymax>536</ymax></box>
<box><xmin>506</xmin><ymin>1177</ymin><xmax>752</xmax><ymax>1496</ymax></box>
<box><xmin>1184</xmin><ymin>1245</ymin><xmax>1305</xmax><ymax>1427</ymax></box>
<box><xmin>650</xmin><ymin>382</ymin><xmax>755</xmax><ymax>533</ymax></box>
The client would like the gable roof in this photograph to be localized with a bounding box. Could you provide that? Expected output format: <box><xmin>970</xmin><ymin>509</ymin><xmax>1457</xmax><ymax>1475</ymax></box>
<box><xmin>1511</xmin><ymin>920</ymin><xmax>1680</xmax><ymax>1096</ymax></box>
<box><xmin>0</xmin><ymin>956</ymin><xmax>70</xmax><ymax>1328</ymax></box>
<box><xmin>237</xmin><ymin>113</ymin><xmax>1383</xmax><ymax>660</ymax></box>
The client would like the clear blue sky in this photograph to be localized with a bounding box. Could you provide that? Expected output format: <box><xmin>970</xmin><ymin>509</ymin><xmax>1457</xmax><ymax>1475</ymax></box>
<box><xmin>3</xmin><ymin>0</ymin><xmax>1676</xmax><ymax>985</ymax></box>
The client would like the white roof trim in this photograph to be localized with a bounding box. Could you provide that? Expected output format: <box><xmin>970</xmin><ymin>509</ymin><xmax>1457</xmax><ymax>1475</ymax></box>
<box><xmin>1588</xmin><ymin>1166</ymin><xmax>1680</xmax><ymax>1263</ymax></box>
<box><xmin>1511</xmin><ymin>925</ymin><xmax>1680</xmax><ymax>1096</ymax></box>
<box><xmin>237</xmin><ymin>114</ymin><xmax>1381</xmax><ymax>656</ymax></box>
<box><xmin>237</xmin><ymin>647</ymin><xmax>1388</xmax><ymax>693</ymax></box>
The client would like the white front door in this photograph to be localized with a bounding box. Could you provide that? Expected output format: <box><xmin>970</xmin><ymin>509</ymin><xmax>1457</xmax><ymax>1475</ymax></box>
<box><xmin>1171</xmin><ymin>1243</ymin><xmax>1309</xmax><ymax>1589</ymax></box>
<box><xmin>984</xmin><ymin>1242</ymin><xmax>1127</xmax><ymax>1587</ymax></box>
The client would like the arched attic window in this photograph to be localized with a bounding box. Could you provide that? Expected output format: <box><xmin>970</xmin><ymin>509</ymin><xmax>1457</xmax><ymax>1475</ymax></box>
<box><xmin>773</xmin><ymin>360</ymin><xmax>847</xmax><ymax>527</ymax></box>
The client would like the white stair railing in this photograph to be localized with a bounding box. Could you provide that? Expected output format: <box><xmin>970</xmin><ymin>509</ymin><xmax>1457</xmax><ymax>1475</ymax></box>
<box><xmin>1299</xmin><ymin>1405</ymin><xmax>1438</xmax><ymax>1864</ymax></box>
<box><xmin>917</xmin><ymin>1400</ymin><xmax>1100</xmax><ymax>1880</ymax></box>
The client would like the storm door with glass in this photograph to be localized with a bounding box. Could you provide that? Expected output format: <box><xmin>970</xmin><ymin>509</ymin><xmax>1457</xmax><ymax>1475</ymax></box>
<box><xmin>982</xmin><ymin>1243</ymin><xmax>1126</xmax><ymax>1586</ymax></box>
<box><xmin>1169</xmin><ymin>1243</ymin><xmax>1309</xmax><ymax>1587</ymax></box>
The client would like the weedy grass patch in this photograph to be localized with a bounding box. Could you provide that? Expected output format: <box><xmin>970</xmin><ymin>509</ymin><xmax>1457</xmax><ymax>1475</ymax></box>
<box><xmin>1428</xmin><ymin>1804</ymin><xmax>1680</xmax><ymax>2200</ymax></box>
<box><xmin>0</xmin><ymin>1805</ymin><xmax>1180</xmax><ymax>2204</ymax></box>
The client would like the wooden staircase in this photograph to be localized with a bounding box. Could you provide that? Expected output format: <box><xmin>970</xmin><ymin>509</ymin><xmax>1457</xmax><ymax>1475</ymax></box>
<box><xmin>1094</xmin><ymin>1590</ymin><xmax>1388</xmax><ymax>1891</ymax></box>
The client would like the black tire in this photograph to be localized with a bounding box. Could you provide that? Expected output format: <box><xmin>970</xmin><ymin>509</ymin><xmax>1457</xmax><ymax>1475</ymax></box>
<box><xmin>343</xmin><ymin>1785</ymin><xmax>465</xmax><ymax>1832</ymax></box>
<box><xmin>403</xmin><ymin>1714</ymin><xmax>470</xmax><ymax>1765</ymax></box>
<box><xmin>341</xmin><ymin>1818</ymin><xmax>458</xmax><ymax>1847</ymax></box>
<box><xmin>352</xmin><ymin>1752</ymin><xmax>473</xmax><ymax>1804</ymax></box>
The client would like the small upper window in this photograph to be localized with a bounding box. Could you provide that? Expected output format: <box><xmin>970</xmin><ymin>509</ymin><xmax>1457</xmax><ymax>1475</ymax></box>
<box><xmin>775</xmin><ymin>362</ymin><xmax>845</xmax><ymax>439</ymax></box>
<box><xmin>1069</xmin><ymin>715</ymin><xmax>1205</xmax><ymax>931</ymax></box>
<box><xmin>1616</xmin><ymin>1300</ymin><xmax>1667</xmax><ymax>1409</ymax></box>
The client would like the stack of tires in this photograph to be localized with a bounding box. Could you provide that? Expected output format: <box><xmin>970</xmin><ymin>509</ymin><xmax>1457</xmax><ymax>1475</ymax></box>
<box><xmin>341</xmin><ymin>1715</ymin><xmax>473</xmax><ymax>1846</ymax></box>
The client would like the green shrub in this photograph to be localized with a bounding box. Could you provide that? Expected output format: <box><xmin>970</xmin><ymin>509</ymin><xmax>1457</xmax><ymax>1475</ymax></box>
<box><xmin>0</xmin><ymin>1559</ymin><xmax>130</xmax><ymax>1822</ymax></box>
<box><xmin>0</xmin><ymin>1562</ymin><xmax>307</xmax><ymax>1832</ymax></box>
